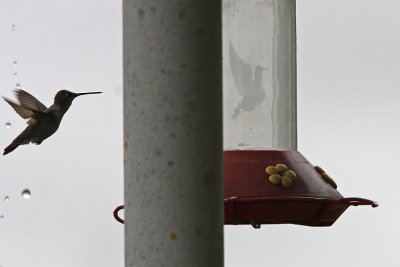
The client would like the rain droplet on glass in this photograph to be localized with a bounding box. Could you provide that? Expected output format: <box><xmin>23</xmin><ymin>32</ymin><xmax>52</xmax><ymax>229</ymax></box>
<box><xmin>5</xmin><ymin>122</ymin><xmax>11</xmax><ymax>128</ymax></box>
<box><xmin>13</xmin><ymin>60</ymin><xmax>17</xmax><ymax>67</ymax></box>
<box><xmin>0</xmin><ymin>215</ymin><xmax>4</xmax><ymax>221</ymax></box>
<box><xmin>15</xmin><ymin>83</ymin><xmax>21</xmax><ymax>89</ymax></box>
<box><xmin>21</xmin><ymin>189</ymin><xmax>31</xmax><ymax>199</ymax></box>
<box><xmin>11</xmin><ymin>24</ymin><xmax>16</xmax><ymax>31</ymax></box>
<box><xmin>13</xmin><ymin>72</ymin><xmax>18</xmax><ymax>77</ymax></box>
<box><xmin>4</xmin><ymin>196</ymin><xmax>10</xmax><ymax>202</ymax></box>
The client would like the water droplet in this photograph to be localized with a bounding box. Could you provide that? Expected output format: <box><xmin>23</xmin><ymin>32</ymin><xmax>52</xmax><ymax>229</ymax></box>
<box><xmin>21</xmin><ymin>189</ymin><xmax>31</xmax><ymax>199</ymax></box>
<box><xmin>13</xmin><ymin>60</ymin><xmax>17</xmax><ymax>67</ymax></box>
<box><xmin>5</xmin><ymin>122</ymin><xmax>11</xmax><ymax>128</ymax></box>
<box><xmin>11</xmin><ymin>24</ymin><xmax>16</xmax><ymax>31</ymax></box>
<box><xmin>0</xmin><ymin>215</ymin><xmax>4</xmax><ymax>221</ymax></box>
<box><xmin>15</xmin><ymin>83</ymin><xmax>21</xmax><ymax>89</ymax></box>
<box><xmin>4</xmin><ymin>196</ymin><xmax>9</xmax><ymax>202</ymax></box>
<box><xmin>13</xmin><ymin>72</ymin><xmax>18</xmax><ymax>77</ymax></box>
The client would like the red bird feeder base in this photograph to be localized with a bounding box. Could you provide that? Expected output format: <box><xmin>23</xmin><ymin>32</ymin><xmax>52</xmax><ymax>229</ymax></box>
<box><xmin>224</xmin><ymin>150</ymin><xmax>378</xmax><ymax>228</ymax></box>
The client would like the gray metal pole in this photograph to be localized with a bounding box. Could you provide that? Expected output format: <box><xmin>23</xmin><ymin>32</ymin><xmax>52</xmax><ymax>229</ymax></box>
<box><xmin>123</xmin><ymin>1</ymin><xmax>223</xmax><ymax>266</ymax></box>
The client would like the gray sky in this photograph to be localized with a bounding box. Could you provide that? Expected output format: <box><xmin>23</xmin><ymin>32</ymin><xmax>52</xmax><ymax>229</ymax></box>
<box><xmin>0</xmin><ymin>0</ymin><xmax>123</xmax><ymax>266</ymax></box>
<box><xmin>1</xmin><ymin>0</ymin><xmax>398</xmax><ymax>266</ymax></box>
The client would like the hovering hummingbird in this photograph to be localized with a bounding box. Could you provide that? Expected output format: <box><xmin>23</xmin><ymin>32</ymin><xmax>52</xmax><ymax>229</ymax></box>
<box><xmin>2</xmin><ymin>89</ymin><xmax>102</xmax><ymax>155</ymax></box>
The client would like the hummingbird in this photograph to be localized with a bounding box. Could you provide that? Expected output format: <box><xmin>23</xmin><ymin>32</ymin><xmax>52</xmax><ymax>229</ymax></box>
<box><xmin>2</xmin><ymin>89</ymin><xmax>102</xmax><ymax>155</ymax></box>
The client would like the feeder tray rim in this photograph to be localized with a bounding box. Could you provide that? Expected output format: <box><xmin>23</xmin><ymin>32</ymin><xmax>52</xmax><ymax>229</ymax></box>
<box><xmin>224</xmin><ymin>196</ymin><xmax>378</xmax><ymax>207</ymax></box>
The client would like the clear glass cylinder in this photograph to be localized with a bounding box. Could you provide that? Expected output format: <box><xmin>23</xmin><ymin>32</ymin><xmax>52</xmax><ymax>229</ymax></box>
<box><xmin>223</xmin><ymin>0</ymin><xmax>297</xmax><ymax>150</ymax></box>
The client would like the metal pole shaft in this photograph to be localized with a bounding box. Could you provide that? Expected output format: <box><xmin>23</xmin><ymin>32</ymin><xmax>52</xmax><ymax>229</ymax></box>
<box><xmin>123</xmin><ymin>1</ymin><xmax>223</xmax><ymax>266</ymax></box>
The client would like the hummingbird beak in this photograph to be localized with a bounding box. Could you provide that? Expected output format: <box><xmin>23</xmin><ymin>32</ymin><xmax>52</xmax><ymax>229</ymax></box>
<box><xmin>74</xmin><ymin>92</ymin><xmax>103</xmax><ymax>97</ymax></box>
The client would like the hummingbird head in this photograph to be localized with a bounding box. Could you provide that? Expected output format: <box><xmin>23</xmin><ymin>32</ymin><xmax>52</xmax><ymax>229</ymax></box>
<box><xmin>54</xmin><ymin>90</ymin><xmax>102</xmax><ymax>108</ymax></box>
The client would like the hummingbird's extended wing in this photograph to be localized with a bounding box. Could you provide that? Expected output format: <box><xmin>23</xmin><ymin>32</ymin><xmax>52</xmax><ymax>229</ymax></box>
<box><xmin>3</xmin><ymin>97</ymin><xmax>50</xmax><ymax>126</ymax></box>
<box><xmin>15</xmin><ymin>89</ymin><xmax>47</xmax><ymax>112</ymax></box>
<box><xmin>2</xmin><ymin>97</ymin><xmax>34</xmax><ymax>119</ymax></box>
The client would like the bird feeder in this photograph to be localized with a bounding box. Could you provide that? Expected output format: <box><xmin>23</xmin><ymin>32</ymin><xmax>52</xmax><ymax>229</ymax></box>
<box><xmin>223</xmin><ymin>0</ymin><xmax>377</xmax><ymax>228</ymax></box>
<box><xmin>114</xmin><ymin>0</ymin><xmax>377</xmax><ymax>229</ymax></box>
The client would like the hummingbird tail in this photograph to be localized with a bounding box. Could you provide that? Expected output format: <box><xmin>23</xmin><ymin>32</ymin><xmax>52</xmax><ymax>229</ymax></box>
<box><xmin>3</xmin><ymin>125</ymin><xmax>35</xmax><ymax>155</ymax></box>
<box><xmin>3</xmin><ymin>130</ymin><xmax>31</xmax><ymax>155</ymax></box>
<box><xmin>3</xmin><ymin>141</ymin><xmax>20</xmax><ymax>155</ymax></box>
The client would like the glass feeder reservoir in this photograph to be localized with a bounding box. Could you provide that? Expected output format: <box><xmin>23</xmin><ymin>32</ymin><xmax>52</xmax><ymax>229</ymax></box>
<box><xmin>223</xmin><ymin>0</ymin><xmax>377</xmax><ymax>228</ymax></box>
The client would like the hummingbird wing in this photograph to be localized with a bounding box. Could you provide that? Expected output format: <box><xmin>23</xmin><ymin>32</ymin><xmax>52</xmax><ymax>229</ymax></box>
<box><xmin>15</xmin><ymin>90</ymin><xmax>47</xmax><ymax>112</ymax></box>
<box><xmin>3</xmin><ymin>97</ymin><xmax>51</xmax><ymax>126</ymax></box>
<box><xmin>2</xmin><ymin>97</ymin><xmax>34</xmax><ymax>119</ymax></box>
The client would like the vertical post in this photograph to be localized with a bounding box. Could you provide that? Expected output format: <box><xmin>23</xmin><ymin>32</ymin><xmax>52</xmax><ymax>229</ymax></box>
<box><xmin>123</xmin><ymin>1</ymin><xmax>223</xmax><ymax>266</ymax></box>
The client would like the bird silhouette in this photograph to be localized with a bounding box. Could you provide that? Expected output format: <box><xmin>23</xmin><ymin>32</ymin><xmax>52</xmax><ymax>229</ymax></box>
<box><xmin>3</xmin><ymin>89</ymin><xmax>102</xmax><ymax>155</ymax></box>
